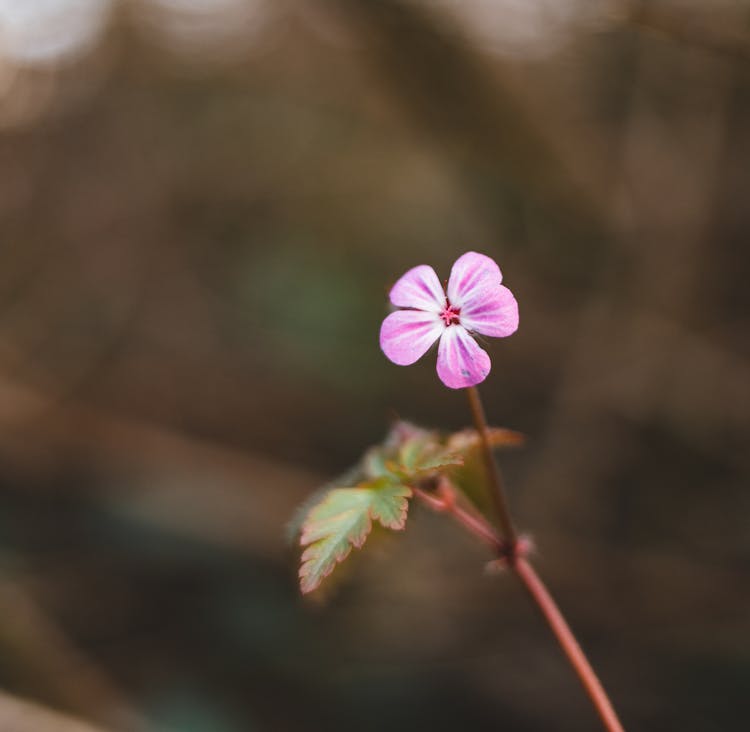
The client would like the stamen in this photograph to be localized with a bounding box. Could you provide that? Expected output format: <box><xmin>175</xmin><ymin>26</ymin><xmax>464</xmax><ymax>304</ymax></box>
<box><xmin>439</xmin><ymin>299</ymin><xmax>461</xmax><ymax>327</ymax></box>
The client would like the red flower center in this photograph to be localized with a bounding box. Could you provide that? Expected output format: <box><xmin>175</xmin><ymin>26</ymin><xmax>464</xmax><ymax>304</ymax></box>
<box><xmin>439</xmin><ymin>300</ymin><xmax>461</xmax><ymax>327</ymax></box>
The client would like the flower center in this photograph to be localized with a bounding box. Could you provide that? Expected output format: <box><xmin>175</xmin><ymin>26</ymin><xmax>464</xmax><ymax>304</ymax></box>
<box><xmin>439</xmin><ymin>300</ymin><xmax>461</xmax><ymax>327</ymax></box>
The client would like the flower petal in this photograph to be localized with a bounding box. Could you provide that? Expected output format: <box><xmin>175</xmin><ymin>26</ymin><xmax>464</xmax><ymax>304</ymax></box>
<box><xmin>460</xmin><ymin>284</ymin><xmax>519</xmax><ymax>337</ymax></box>
<box><xmin>446</xmin><ymin>251</ymin><xmax>502</xmax><ymax>310</ymax></box>
<box><xmin>389</xmin><ymin>264</ymin><xmax>445</xmax><ymax>312</ymax></box>
<box><xmin>380</xmin><ymin>310</ymin><xmax>443</xmax><ymax>366</ymax></box>
<box><xmin>436</xmin><ymin>325</ymin><xmax>491</xmax><ymax>389</ymax></box>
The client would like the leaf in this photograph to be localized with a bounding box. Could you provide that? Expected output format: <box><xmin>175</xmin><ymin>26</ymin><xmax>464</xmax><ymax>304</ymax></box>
<box><xmin>295</xmin><ymin>420</ymin><xmax>521</xmax><ymax>594</ymax></box>
<box><xmin>446</xmin><ymin>428</ymin><xmax>525</xmax><ymax>452</ymax></box>
<box><xmin>397</xmin><ymin>430</ymin><xmax>438</xmax><ymax>471</ymax></box>
<box><xmin>298</xmin><ymin>478</ymin><xmax>411</xmax><ymax>594</ymax></box>
<box><xmin>393</xmin><ymin>429</ymin><xmax>463</xmax><ymax>478</ymax></box>
<box><xmin>362</xmin><ymin>423</ymin><xmax>463</xmax><ymax>482</ymax></box>
<box><xmin>362</xmin><ymin>446</ymin><xmax>391</xmax><ymax>480</ymax></box>
<box><xmin>286</xmin><ymin>462</ymin><xmax>364</xmax><ymax>541</ymax></box>
<box><xmin>406</xmin><ymin>450</ymin><xmax>463</xmax><ymax>477</ymax></box>
<box><xmin>445</xmin><ymin>428</ymin><xmax>524</xmax><ymax>519</ymax></box>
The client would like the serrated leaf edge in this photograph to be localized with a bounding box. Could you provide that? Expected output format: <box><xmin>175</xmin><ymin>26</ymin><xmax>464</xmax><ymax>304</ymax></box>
<box><xmin>298</xmin><ymin>483</ymin><xmax>411</xmax><ymax>594</ymax></box>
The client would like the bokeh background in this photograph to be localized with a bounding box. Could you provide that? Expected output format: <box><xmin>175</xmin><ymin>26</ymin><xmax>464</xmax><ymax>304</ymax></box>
<box><xmin>0</xmin><ymin>1</ymin><xmax>748</xmax><ymax>730</ymax></box>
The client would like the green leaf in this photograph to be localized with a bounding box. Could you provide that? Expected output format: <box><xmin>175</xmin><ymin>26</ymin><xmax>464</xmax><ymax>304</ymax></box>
<box><xmin>286</xmin><ymin>462</ymin><xmax>365</xmax><ymax>541</ymax></box>
<box><xmin>361</xmin><ymin>423</ymin><xmax>463</xmax><ymax>482</ymax></box>
<box><xmin>295</xmin><ymin>420</ymin><xmax>522</xmax><ymax>594</ymax></box>
<box><xmin>362</xmin><ymin>446</ymin><xmax>392</xmax><ymax>480</ymax></box>
<box><xmin>298</xmin><ymin>478</ymin><xmax>411</xmax><ymax>594</ymax></box>
<box><xmin>392</xmin><ymin>428</ymin><xmax>463</xmax><ymax>478</ymax></box>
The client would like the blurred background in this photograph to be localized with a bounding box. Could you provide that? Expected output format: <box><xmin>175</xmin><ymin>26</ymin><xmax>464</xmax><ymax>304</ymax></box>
<box><xmin>0</xmin><ymin>0</ymin><xmax>748</xmax><ymax>730</ymax></box>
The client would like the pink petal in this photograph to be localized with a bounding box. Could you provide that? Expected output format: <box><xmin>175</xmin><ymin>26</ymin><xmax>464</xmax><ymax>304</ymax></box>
<box><xmin>436</xmin><ymin>325</ymin><xmax>491</xmax><ymax>389</ymax></box>
<box><xmin>446</xmin><ymin>251</ymin><xmax>503</xmax><ymax>309</ymax></box>
<box><xmin>380</xmin><ymin>310</ymin><xmax>443</xmax><ymax>366</ymax></box>
<box><xmin>460</xmin><ymin>284</ymin><xmax>519</xmax><ymax>338</ymax></box>
<box><xmin>389</xmin><ymin>264</ymin><xmax>445</xmax><ymax>313</ymax></box>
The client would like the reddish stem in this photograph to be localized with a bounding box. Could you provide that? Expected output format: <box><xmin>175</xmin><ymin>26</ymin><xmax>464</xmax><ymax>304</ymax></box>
<box><xmin>413</xmin><ymin>480</ymin><xmax>625</xmax><ymax>730</ymax></box>
<box><xmin>412</xmin><ymin>485</ymin><xmax>503</xmax><ymax>552</ymax></box>
<box><xmin>465</xmin><ymin>386</ymin><xmax>517</xmax><ymax>543</ymax></box>
<box><xmin>514</xmin><ymin>557</ymin><xmax>625</xmax><ymax>732</ymax></box>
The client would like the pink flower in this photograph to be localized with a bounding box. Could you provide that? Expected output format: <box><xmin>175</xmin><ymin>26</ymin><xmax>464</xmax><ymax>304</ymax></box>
<box><xmin>380</xmin><ymin>251</ymin><xmax>519</xmax><ymax>389</ymax></box>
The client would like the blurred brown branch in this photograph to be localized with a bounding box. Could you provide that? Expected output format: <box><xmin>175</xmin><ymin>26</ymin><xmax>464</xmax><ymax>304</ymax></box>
<box><xmin>0</xmin><ymin>581</ymin><xmax>144</xmax><ymax>730</ymax></box>
<box><xmin>0</xmin><ymin>689</ymin><xmax>112</xmax><ymax>732</ymax></box>
<box><xmin>625</xmin><ymin>2</ymin><xmax>750</xmax><ymax>64</ymax></box>
<box><xmin>0</xmin><ymin>370</ymin><xmax>318</xmax><ymax>558</ymax></box>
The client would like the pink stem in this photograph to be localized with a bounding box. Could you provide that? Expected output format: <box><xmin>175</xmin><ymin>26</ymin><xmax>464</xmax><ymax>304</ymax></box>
<box><xmin>514</xmin><ymin>558</ymin><xmax>625</xmax><ymax>732</ymax></box>
<box><xmin>412</xmin><ymin>485</ymin><xmax>502</xmax><ymax>551</ymax></box>
<box><xmin>412</xmin><ymin>488</ymin><xmax>625</xmax><ymax>732</ymax></box>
